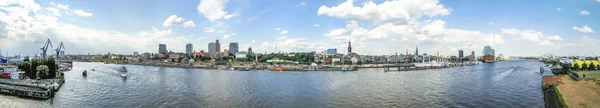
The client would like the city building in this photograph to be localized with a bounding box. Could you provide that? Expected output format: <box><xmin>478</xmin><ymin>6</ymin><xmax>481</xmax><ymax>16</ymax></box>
<box><xmin>236</xmin><ymin>51</ymin><xmax>248</xmax><ymax>59</ymax></box>
<box><xmin>229</xmin><ymin>42</ymin><xmax>239</xmax><ymax>55</ymax></box>
<box><xmin>459</xmin><ymin>49</ymin><xmax>464</xmax><ymax>58</ymax></box>
<box><xmin>159</xmin><ymin>44</ymin><xmax>167</xmax><ymax>54</ymax></box>
<box><xmin>347</xmin><ymin>41</ymin><xmax>352</xmax><ymax>54</ymax></box>
<box><xmin>224</xmin><ymin>49</ymin><xmax>229</xmax><ymax>57</ymax></box>
<box><xmin>186</xmin><ymin>43</ymin><xmax>193</xmax><ymax>54</ymax></box>
<box><xmin>216</xmin><ymin>40</ymin><xmax>220</xmax><ymax>52</ymax></box>
<box><xmin>248</xmin><ymin>47</ymin><xmax>253</xmax><ymax>55</ymax></box>
<box><xmin>483</xmin><ymin>45</ymin><xmax>495</xmax><ymax>63</ymax></box>
<box><xmin>168</xmin><ymin>53</ymin><xmax>182</xmax><ymax>59</ymax></box>
<box><xmin>327</xmin><ymin>49</ymin><xmax>337</xmax><ymax>54</ymax></box>
<box><xmin>133</xmin><ymin>52</ymin><xmax>139</xmax><ymax>57</ymax></box>
<box><xmin>208</xmin><ymin>43</ymin><xmax>216</xmax><ymax>53</ymax></box>
<box><xmin>415</xmin><ymin>46</ymin><xmax>419</xmax><ymax>55</ymax></box>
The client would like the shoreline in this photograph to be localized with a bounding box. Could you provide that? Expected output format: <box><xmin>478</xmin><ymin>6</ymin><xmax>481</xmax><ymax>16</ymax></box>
<box><xmin>86</xmin><ymin>61</ymin><xmax>480</xmax><ymax>72</ymax></box>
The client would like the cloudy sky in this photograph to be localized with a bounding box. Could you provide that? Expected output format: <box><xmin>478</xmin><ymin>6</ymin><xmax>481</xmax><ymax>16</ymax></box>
<box><xmin>1</xmin><ymin>0</ymin><xmax>599</xmax><ymax>56</ymax></box>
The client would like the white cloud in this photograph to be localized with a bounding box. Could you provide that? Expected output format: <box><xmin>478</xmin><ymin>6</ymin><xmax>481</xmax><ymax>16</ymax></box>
<box><xmin>597</xmin><ymin>0</ymin><xmax>600</xmax><ymax>2</ymax></box>
<box><xmin>204</xmin><ymin>28</ymin><xmax>216</xmax><ymax>32</ymax></box>
<box><xmin>488</xmin><ymin>22</ymin><xmax>494</xmax><ymax>25</ymax></box>
<box><xmin>317</xmin><ymin>0</ymin><xmax>451</xmax><ymax>24</ymax></box>
<box><xmin>299</xmin><ymin>2</ymin><xmax>306</xmax><ymax>6</ymax></box>
<box><xmin>276</xmin><ymin>28</ymin><xmax>281</xmax><ymax>31</ymax></box>
<box><xmin>572</xmin><ymin>26</ymin><xmax>594</xmax><ymax>33</ymax></box>
<box><xmin>346</xmin><ymin>20</ymin><xmax>359</xmax><ymax>30</ymax></box>
<box><xmin>183</xmin><ymin>21</ymin><xmax>196</xmax><ymax>28</ymax></box>
<box><xmin>56</xmin><ymin>4</ymin><xmax>69</xmax><ymax>10</ymax></box>
<box><xmin>223</xmin><ymin>13</ymin><xmax>236</xmax><ymax>19</ymax></box>
<box><xmin>556</xmin><ymin>8</ymin><xmax>561</xmax><ymax>11</ymax></box>
<box><xmin>277</xmin><ymin>36</ymin><xmax>288</xmax><ymax>40</ymax></box>
<box><xmin>313</xmin><ymin>24</ymin><xmax>320</xmax><ymax>27</ymax></box>
<box><xmin>45</xmin><ymin>7</ymin><xmax>60</xmax><ymax>16</ymax></box>
<box><xmin>580</xmin><ymin>10</ymin><xmax>590</xmax><ymax>16</ymax></box>
<box><xmin>72</xmin><ymin>10</ymin><xmax>92</xmax><ymax>17</ymax></box>
<box><xmin>500</xmin><ymin>28</ymin><xmax>562</xmax><ymax>46</ymax></box>
<box><xmin>197</xmin><ymin>0</ymin><xmax>235</xmax><ymax>22</ymax></box>
<box><xmin>252</xmin><ymin>40</ymin><xmax>256</xmax><ymax>43</ymax></box>
<box><xmin>280</xmin><ymin>30</ymin><xmax>288</xmax><ymax>34</ymax></box>
<box><xmin>223</xmin><ymin>34</ymin><xmax>230</xmax><ymax>39</ymax></box>
<box><xmin>0</xmin><ymin>0</ymin><xmax>191</xmax><ymax>54</ymax></box>
<box><xmin>163</xmin><ymin>15</ymin><xmax>196</xmax><ymax>28</ymax></box>
<box><xmin>546</xmin><ymin>35</ymin><xmax>562</xmax><ymax>41</ymax></box>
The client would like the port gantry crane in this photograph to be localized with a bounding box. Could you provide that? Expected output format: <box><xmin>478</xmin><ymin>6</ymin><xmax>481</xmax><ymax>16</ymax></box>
<box><xmin>40</xmin><ymin>38</ymin><xmax>53</xmax><ymax>58</ymax></box>
<box><xmin>55</xmin><ymin>42</ymin><xmax>65</xmax><ymax>58</ymax></box>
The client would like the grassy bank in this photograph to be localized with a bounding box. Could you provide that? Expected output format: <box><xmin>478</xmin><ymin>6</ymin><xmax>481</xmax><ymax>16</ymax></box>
<box><xmin>576</xmin><ymin>71</ymin><xmax>600</xmax><ymax>78</ymax></box>
<box><xmin>557</xmin><ymin>75</ymin><xmax>600</xmax><ymax>108</ymax></box>
<box><xmin>554</xmin><ymin>86</ymin><xmax>568</xmax><ymax>108</ymax></box>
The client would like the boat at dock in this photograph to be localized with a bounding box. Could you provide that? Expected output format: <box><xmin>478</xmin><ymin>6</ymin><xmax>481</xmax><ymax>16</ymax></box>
<box><xmin>268</xmin><ymin>67</ymin><xmax>283</xmax><ymax>72</ymax></box>
<box><xmin>237</xmin><ymin>67</ymin><xmax>252</xmax><ymax>71</ymax></box>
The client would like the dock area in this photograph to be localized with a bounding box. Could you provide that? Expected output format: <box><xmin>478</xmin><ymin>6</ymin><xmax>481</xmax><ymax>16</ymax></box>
<box><xmin>0</xmin><ymin>79</ymin><xmax>64</xmax><ymax>99</ymax></box>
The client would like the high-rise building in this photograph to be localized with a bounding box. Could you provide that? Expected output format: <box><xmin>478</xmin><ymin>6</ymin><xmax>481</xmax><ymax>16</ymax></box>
<box><xmin>471</xmin><ymin>51</ymin><xmax>475</xmax><ymax>57</ymax></box>
<box><xmin>159</xmin><ymin>44</ymin><xmax>167</xmax><ymax>54</ymax></box>
<box><xmin>224</xmin><ymin>49</ymin><xmax>229</xmax><ymax>57</ymax></box>
<box><xmin>459</xmin><ymin>49</ymin><xmax>464</xmax><ymax>58</ymax></box>
<box><xmin>229</xmin><ymin>42</ymin><xmax>239</xmax><ymax>55</ymax></box>
<box><xmin>186</xmin><ymin>43</ymin><xmax>193</xmax><ymax>54</ymax></box>
<box><xmin>483</xmin><ymin>45</ymin><xmax>495</xmax><ymax>56</ymax></box>
<box><xmin>209</xmin><ymin>43</ymin><xmax>216</xmax><ymax>53</ymax></box>
<box><xmin>483</xmin><ymin>45</ymin><xmax>495</xmax><ymax>62</ymax></box>
<box><xmin>248</xmin><ymin>47</ymin><xmax>253</xmax><ymax>54</ymax></box>
<box><xmin>216</xmin><ymin>40</ymin><xmax>220</xmax><ymax>52</ymax></box>
<box><xmin>415</xmin><ymin>46</ymin><xmax>419</xmax><ymax>55</ymax></box>
<box><xmin>348</xmin><ymin>41</ymin><xmax>352</xmax><ymax>53</ymax></box>
<box><xmin>327</xmin><ymin>49</ymin><xmax>337</xmax><ymax>54</ymax></box>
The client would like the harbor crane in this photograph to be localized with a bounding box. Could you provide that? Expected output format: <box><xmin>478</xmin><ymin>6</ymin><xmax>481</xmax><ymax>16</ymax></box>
<box><xmin>55</xmin><ymin>42</ymin><xmax>65</xmax><ymax>58</ymax></box>
<box><xmin>40</xmin><ymin>38</ymin><xmax>53</xmax><ymax>58</ymax></box>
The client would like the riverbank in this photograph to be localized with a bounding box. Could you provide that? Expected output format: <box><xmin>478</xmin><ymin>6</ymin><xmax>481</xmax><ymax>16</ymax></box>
<box><xmin>556</xmin><ymin>75</ymin><xmax>600</xmax><ymax>108</ymax></box>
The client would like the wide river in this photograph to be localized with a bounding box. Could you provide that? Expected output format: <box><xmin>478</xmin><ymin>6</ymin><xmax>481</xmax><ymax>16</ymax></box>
<box><xmin>1</xmin><ymin>60</ymin><xmax>548</xmax><ymax>107</ymax></box>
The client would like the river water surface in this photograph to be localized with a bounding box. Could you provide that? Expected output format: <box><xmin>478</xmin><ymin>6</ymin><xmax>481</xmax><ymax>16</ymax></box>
<box><xmin>0</xmin><ymin>60</ymin><xmax>546</xmax><ymax>107</ymax></box>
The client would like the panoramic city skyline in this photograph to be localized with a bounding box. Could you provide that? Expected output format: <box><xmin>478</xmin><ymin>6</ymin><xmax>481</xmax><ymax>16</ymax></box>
<box><xmin>1</xmin><ymin>0</ymin><xmax>600</xmax><ymax>56</ymax></box>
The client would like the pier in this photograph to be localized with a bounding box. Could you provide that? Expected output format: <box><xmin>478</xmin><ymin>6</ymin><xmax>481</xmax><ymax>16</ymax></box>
<box><xmin>0</xmin><ymin>79</ymin><xmax>63</xmax><ymax>99</ymax></box>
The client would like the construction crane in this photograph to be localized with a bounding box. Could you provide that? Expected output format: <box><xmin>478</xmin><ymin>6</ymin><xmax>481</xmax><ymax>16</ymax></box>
<box><xmin>55</xmin><ymin>42</ymin><xmax>65</xmax><ymax>58</ymax></box>
<box><xmin>40</xmin><ymin>38</ymin><xmax>53</xmax><ymax>58</ymax></box>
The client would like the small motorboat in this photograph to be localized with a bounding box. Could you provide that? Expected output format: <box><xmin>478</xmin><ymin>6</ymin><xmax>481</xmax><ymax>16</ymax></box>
<box><xmin>119</xmin><ymin>66</ymin><xmax>127</xmax><ymax>79</ymax></box>
<box><xmin>83</xmin><ymin>70</ymin><xmax>87</xmax><ymax>76</ymax></box>
<box><xmin>238</xmin><ymin>67</ymin><xmax>252</xmax><ymax>71</ymax></box>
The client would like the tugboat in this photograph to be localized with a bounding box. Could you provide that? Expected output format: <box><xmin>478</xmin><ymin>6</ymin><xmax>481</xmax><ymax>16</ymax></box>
<box><xmin>82</xmin><ymin>70</ymin><xmax>87</xmax><ymax>77</ymax></box>
<box><xmin>119</xmin><ymin>66</ymin><xmax>127</xmax><ymax>79</ymax></box>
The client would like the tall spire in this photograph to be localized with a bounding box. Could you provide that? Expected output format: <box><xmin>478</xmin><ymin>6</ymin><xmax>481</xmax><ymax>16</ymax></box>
<box><xmin>347</xmin><ymin>40</ymin><xmax>352</xmax><ymax>53</ymax></box>
<box><xmin>415</xmin><ymin>46</ymin><xmax>419</xmax><ymax>56</ymax></box>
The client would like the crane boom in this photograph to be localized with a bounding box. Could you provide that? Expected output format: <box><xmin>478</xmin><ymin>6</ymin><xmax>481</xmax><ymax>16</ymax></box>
<box><xmin>55</xmin><ymin>42</ymin><xmax>65</xmax><ymax>58</ymax></box>
<box><xmin>40</xmin><ymin>38</ymin><xmax>53</xmax><ymax>57</ymax></box>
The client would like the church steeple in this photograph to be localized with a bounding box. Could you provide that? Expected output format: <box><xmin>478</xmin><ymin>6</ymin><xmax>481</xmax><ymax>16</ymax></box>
<box><xmin>415</xmin><ymin>46</ymin><xmax>419</xmax><ymax>55</ymax></box>
<box><xmin>347</xmin><ymin>41</ymin><xmax>352</xmax><ymax>53</ymax></box>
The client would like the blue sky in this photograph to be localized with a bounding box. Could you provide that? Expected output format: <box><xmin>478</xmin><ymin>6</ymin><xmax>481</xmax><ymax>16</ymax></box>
<box><xmin>1</xmin><ymin>0</ymin><xmax>599</xmax><ymax>56</ymax></box>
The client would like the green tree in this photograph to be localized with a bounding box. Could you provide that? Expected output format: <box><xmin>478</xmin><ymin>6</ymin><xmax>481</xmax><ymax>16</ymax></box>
<box><xmin>171</xmin><ymin>58</ymin><xmax>175</xmax><ymax>62</ymax></box>
<box><xmin>343</xmin><ymin>60</ymin><xmax>352</xmax><ymax>65</ymax></box>
<box><xmin>574</xmin><ymin>63</ymin><xmax>580</xmax><ymax>71</ymax></box>
<box><xmin>590</xmin><ymin>63</ymin><xmax>597</xmax><ymax>71</ymax></box>
<box><xmin>582</xmin><ymin>62</ymin><xmax>589</xmax><ymax>71</ymax></box>
<box><xmin>178</xmin><ymin>56</ymin><xmax>184</xmax><ymax>63</ymax></box>
<box><xmin>36</xmin><ymin>65</ymin><xmax>49</xmax><ymax>80</ymax></box>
